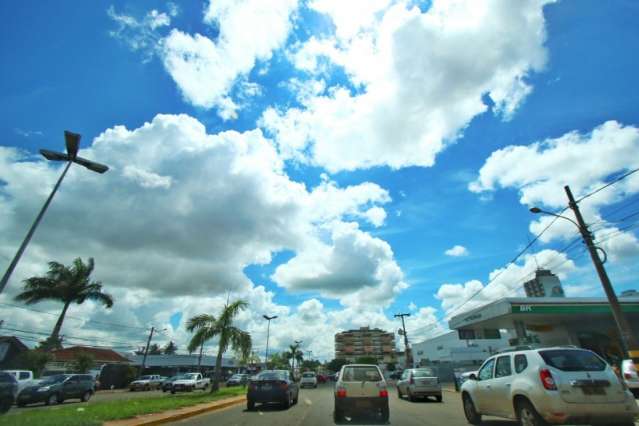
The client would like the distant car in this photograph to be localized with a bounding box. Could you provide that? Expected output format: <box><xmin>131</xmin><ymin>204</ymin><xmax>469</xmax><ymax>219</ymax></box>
<box><xmin>247</xmin><ymin>370</ymin><xmax>299</xmax><ymax>410</ymax></box>
<box><xmin>397</xmin><ymin>367</ymin><xmax>442</xmax><ymax>402</ymax></box>
<box><xmin>171</xmin><ymin>373</ymin><xmax>210</xmax><ymax>393</ymax></box>
<box><xmin>316</xmin><ymin>374</ymin><xmax>327</xmax><ymax>384</ymax></box>
<box><xmin>334</xmin><ymin>364</ymin><xmax>389</xmax><ymax>423</ymax></box>
<box><xmin>2</xmin><ymin>370</ymin><xmax>35</xmax><ymax>393</ymax></box>
<box><xmin>621</xmin><ymin>359</ymin><xmax>639</xmax><ymax>397</ymax></box>
<box><xmin>0</xmin><ymin>372</ymin><xmax>17</xmax><ymax>414</ymax></box>
<box><xmin>459</xmin><ymin>371</ymin><xmax>478</xmax><ymax>386</ymax></box>
<box><xmin>161</xmin><ymin>375</ymin><xmax>183</xmax><ymax>392</ymax></box>
<box><xmin>300</xmin><ymin>372</ymin><xmax>318</xmax><ymax>388</ymax></box>
<box><xmin>461</xmin><ymin>347</ymin><xmax>639</xmax><ymax>426</ymax></box>
<box><xmin>226</xmin><ymin>374</ymin><xmax>250</xmax><ymax>387</ymax></box>
<box><xmin>17</xmin><ymin>374</ymin><xmax>95</xmax><ymax>407</ymax></box>
<box><xmin>389</xmin><ymin>371</ymin><xmax>402</xmax><ymax>380</ymax></box>
<box><xmin>129</xmin><ymin>375</ymin><xmax>162</xmax><ymax>391</ymax></box>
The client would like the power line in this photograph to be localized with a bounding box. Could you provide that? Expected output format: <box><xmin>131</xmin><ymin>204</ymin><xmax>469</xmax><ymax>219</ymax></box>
<box><xmin>575</xmin><ymin>167</ymin><xmax>639</xmax><ymax>204</ymax></box>
<box><xmin>1</xmin><ymin>324</ymin><xmax>140</xmax><ymax>348</ymax></box>
<box><xmin>0</xmin><ymin>301</ymin><xmax>149</xmax><ymax>331</ymax></box>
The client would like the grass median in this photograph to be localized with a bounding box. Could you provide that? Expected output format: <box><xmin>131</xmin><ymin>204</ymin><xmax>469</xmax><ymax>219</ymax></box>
<box><xmin>1</xmin><ymin>386</ymin><xmax>246</xmax><ymax>426</ymax></box>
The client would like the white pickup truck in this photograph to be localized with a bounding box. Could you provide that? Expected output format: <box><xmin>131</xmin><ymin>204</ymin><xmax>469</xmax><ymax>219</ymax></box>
<box><xmin>2</xmin><ymin>370</ymin><xmax>36</xmax><ymax>393</ymax></box>
<box><xmin>170</xmin><ymin>373</ymin><xmax>210</xmax><ymax>393</ymax></box>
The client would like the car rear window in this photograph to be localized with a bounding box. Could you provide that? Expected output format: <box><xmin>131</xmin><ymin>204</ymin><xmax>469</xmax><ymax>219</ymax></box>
<box><xmin>540</xmin><ymin>350</ymin><xmax>606</xmax><ymax>372</ymax></box>
<box><xmin>412</xmin><ymin>368</ymin><xmax>435</xmax><ymax>377</ymax></box>
<box><xmin>342</xmin><ymin>366</ymin><xmax>382</xmax><ymax>382</ymax></box>
<box><xmin>257</xmin><ymin>371</ymin><xmax>287</xmax><ymax>381</ymax></box>
<box><xmin>303</xmin><ymin>373</ymin><xmax>315</xmax><ymax>377</ymax></box>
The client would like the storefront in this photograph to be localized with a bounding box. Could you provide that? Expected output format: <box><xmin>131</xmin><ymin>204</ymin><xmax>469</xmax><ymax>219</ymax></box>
<box><xmin>449</xmin><ymin>296</ymin><xmax>639</xmax><ymax>365</ymax></box>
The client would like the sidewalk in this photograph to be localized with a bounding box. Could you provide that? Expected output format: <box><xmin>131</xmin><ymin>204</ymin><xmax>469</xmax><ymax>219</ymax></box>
<box><xmin>104</xmin><ymin>395</ymin><xmax>246</xmax><ymax>426</ymax></box>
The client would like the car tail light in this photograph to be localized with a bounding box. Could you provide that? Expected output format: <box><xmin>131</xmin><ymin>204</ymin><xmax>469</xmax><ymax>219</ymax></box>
<box><xmin>280</xmin><ymin>381</ymin><xmax>289</xmax><ymax>390</ymax></box>
<box><xmin>379</xmin><ymin>389</ymin><xmax>388</xmax><ymax>398</ymax></box>
<box><xmin>249</xmin><ymin>383</ymin><xmax>257</xmax><ymax>391</ymax></box>
<box><xmin>624</xmin><ymin>373</ymin><xmax>632</xmax><ymax>379</ymax></box>
<box><xmin>539</xmin><ymin>369</ymin><xmax>557</xmax><ymax>390</ymax></box>
<box><xmin>336</xmin><ymin>387</ymin><xmax>347</xmax><ymax>398</ymax></box>
<box><xmin>409</xmin><ymin>375</ymin><xmax>414</xmax><ymax>385</ymax></box>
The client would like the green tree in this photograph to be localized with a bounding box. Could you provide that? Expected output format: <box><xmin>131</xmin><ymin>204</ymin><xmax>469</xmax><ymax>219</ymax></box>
<box><xmin>186</xmin><ymin>299</ymin><xmax>252</xmax><ymax>392</ymax></box>
<box><xmin>355</xmin><ymin>356</ymin><xmax>378</xmax><ymax>365</ymax></box>
<box><xmin>148</xmin><ymin>343</ymin><xmax>162</xmax><ymax>355</ymax></box>
<box><xmin>326</xmin><ymin>358</ymin><xmax>349</xmax><ymax>373</ymax></box>
<box><xmin>301</xmin><ymin>359</ymin><xmax>321</xmax><ymax>370</ymax></box>
<box><xmin>15</xmin><ymin>258</ymin><xmax>113</xmax><ymax>350</ymax></box>
<box><xmin>72</xmin><ymin>353</ymin><xmax>95</xmax><ymax>373</ymax></box>
<box><xmin>267</xmin><ymin>352</ymin><xmax>290</xmax><ymax>369</ymax></box>
<box><xmin>16</xmin><ymin>350</ymin><xmax>52</xmax><ymax>377</ymax></box>
<box><xmin>163</xmin><ymin>341</ymin><xmax>178</xmax><ymax>355</ymax></box>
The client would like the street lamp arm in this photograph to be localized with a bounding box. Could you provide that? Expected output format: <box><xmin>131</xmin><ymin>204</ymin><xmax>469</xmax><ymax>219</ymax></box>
<box><xmin>529</xmin><ymin>207</ymin><xmax>580</xmax><ymax>229</ymax></box>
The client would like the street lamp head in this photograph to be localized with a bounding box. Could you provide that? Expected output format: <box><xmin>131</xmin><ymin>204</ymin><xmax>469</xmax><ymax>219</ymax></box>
<box><xmin>73</xmin><ymin>156</ymin><xmax>109</xmax><ymax>174</ymax></box>
<box><xmin>530</xmin><ymin>207</ymin><xmax>542</xmax><ymax>214</ymax></box>
<box><xmin>40</xmin><ymin>149</ymin><xmax>70</xmax><ymax>162</ymax></box>
<box><xmin>263</xmin><ymin>314</ymin><xmax>277</xmax><ymax>320</ymax></box>
<box><xmin>64</xmin><ymin>130</ymin><xmax>80</xmax><ymax>160</ymax></box>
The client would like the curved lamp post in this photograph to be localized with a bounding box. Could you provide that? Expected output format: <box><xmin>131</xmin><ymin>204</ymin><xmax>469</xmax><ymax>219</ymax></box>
<box><xmin>0</xmin><ymin>131</ymin><xmax>109</xmax><ymax>294</ymax></box>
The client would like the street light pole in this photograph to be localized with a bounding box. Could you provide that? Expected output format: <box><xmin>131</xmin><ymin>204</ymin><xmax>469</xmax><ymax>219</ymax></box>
<box><xmin>0</xmin><ymin>131</ymin><xmax>109</xmax><ymax>295</ymax></box>
<box><xmin>530</xmin><ymin>185</ymin><xmax>639</xmax><ymax>361</ymax></box>
<box><xmin>263</xmin><ymin>315</ymin><xmax>277</xmax><ymax>368</ymax></box>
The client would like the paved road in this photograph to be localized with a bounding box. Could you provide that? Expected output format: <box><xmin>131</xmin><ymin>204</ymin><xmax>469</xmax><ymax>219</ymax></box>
<box><xmin>6</xmin><ymin>388</ymin><xmax>166</xmax><ymax>415</ymax></box>
<box><xmin>179</xmin><ymin>384</ymin><xmax>520</xmax><ymax>426</ymax></box>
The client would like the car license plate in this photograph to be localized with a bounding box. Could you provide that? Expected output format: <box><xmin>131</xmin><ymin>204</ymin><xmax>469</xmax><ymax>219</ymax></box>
<box><xmin>582</xmin><ymin>386</ymin><xmax>605</xmax><ymax>395</ymax></box>
<box><xmin>355</xmin><ymin>400</ymin><xmax>372</xmax><ymax>408</ymax></box>
<box><xmin>261</xmin><ymin>384</ymin><xmax>271</xmax><ymax>390</ymax></box>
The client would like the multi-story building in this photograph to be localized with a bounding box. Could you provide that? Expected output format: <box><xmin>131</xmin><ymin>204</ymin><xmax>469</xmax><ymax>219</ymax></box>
<box><xmin>335</xmin><ymin>326</ymin><xmax>396</xmax><ymax>365</ymax></box>
<box><xmin>524</xmin><ymin>269</ymin><xmax>565</xmax><ymax>298</ymax></box>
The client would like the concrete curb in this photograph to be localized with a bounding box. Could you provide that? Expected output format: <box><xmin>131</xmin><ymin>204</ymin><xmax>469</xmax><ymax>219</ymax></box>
<box><xmin>104</xmin><ymin>395</ymin><xmax>246</xmax><ymax>426</ymax></box>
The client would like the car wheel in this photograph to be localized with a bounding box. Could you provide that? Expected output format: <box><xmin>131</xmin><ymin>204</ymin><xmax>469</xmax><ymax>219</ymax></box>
<box><xmin>0</xmin><ymin>398</ymin><xmax>12</xmax><ymax>414</ymax></box>
<box><xmin>407</xmin><ymin>389</ymin><xmax>416</xmax><ymax>402</ymax></box>
<box><xmin>144</xmin><ymin>384</ymin><xmax>150</xmax><ymax>391</ymax></box>
<box><xmin>334</xmin><ymin>408</ymin><xmax>343</xmax><ymax>423</ymax></box>
<box><xmin>171</xmin><ymin>389</ymin><xmax>176</xmax><ymax>394</ymax></box>
<box><xmin>397</xmin><ymin>387</ymin><xmax>402</xmax><ymax>398</ymax></box>
<box><xmin>462</xmin><ymin>394</ymin><xmax>482</xmax><ymax>425</ymax></box>
<box><xmin>247</xmin><ymin>399</ymin><xmax>255</xmax><ymax>411</ymax></box>
<box><xmin>282</xmin><ymin>393</ymin><xmax>291</xmax><ymax>409</ymax></box>
<box><xmin>516</xmin><ymin>400</ymin><xmax>548</xmax><ymax>426</ymax></box>
<box><xmin>46</xmin><ymin>393</ymin><xmax>59</xmax><ymax>406</ymax></box>
<box><xmin>380</xmin><ymin>406</ymin><xmax>390</xmax><ymax>423</ymax></box>
<box><xmin>81</xmin><ymin>391</ymin><xmax>92</xmax><ymax>402</ymax></box>
<box><xmin>17</xmin><ymin>402</ymin><xmax>26</xmax><ymax>408</ymax></box>
<box><xmin>435</xmin><ymin>395</ymin><xmax>442</xmax><ymax>403</ymax></box>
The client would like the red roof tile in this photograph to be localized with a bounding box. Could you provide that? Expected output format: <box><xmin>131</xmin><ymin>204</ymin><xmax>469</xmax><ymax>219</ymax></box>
<box><xmin>51</xmin><ymin>346</ymin><xmax>130</xmax><ymax>363</ymax></box>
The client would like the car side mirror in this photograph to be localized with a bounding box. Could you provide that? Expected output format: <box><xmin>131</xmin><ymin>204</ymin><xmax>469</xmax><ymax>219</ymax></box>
<box><xmin>468</xmin><ymin>373</ymin><xmax>478</xmax><ymax>381</ymax></box>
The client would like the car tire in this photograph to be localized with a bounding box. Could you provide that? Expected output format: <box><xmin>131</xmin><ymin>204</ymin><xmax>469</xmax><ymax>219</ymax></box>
<box><xmin>407</xmin><ymin>389</ymin><xmax>416</xmax><ymax>402</ymax></box>
<box><xmin>144</xmin><ymin>384</ymin><xmax>150</xmax><ymax>391</ymax></box>
<box><xmin>17</xmin><ymin>402</ymin><xmax>26</xmax><ymax>408</ymax></box>
<box><xmin>516</xmin><ymin>399</ymin><xmax>548</xmax><ymax>426</ymax></box>
<box><xmin>462</xmin><ymin>394</ymin><xmax>482</xmax><ymax>425</ymax></box>
<box><xmin>0</xmin><ymin>398</ymin><xmax>12</xmax><ymax>414</ymax></box>
<box><xmin>81</xmin><ymin>391</ymin><xmax>92</xmax><ymax>402</ymax></box>
<box><xmin>171</xmin><ymin>389</ymin><xmax>176</xmax><ymax>394</ymax></box>
<box><xmin>334</xmin><ymin>408</ymin><xmax>343</xmax><ymax>423</ymax></box>
<box><xmin>435</xmin><ymin>395</ymin><xmax>442</xmax><ymax>403</ymax></box>
<box><xmin>46</xmin><ymin>393</ymin><xmax>59</xmax><ymax>406</ymax></box>
<box><xmin>397</xmin><ymin>387</ymin><xmax>402</xmax><ymax>398</ymax></box>
<box><xmin>380</xmin><ymin>406</ymin><xmax>390</xmax><ymax>423</ymax></box>
<box><xmin>247</xmin><ymin>399</ymin><xmax>255</xmax><ymax>411</ymax></box>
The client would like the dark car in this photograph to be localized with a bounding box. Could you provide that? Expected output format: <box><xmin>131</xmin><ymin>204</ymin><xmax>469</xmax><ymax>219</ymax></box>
<box><xmin>0</xmin><ymin>372</ymin><xmax>17</xmax><ymax>414</ymax></box>
<box><xmin>17</xmin><ymin>374</ymin><xmax>95</xmax><ymax>407</ymax></box>
<box><xmin>247</xmin><ymin>370</ymin><xmax>299</xmax><ymax>410</ymax></box>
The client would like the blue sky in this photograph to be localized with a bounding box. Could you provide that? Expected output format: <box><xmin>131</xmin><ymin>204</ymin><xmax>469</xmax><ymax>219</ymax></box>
<box><xmin>1</xmin><ymin>0</ymin><xmax>638</xmax><ymax>359</ymax></box>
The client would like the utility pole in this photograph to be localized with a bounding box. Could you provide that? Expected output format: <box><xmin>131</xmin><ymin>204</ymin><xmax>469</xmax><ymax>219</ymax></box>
<box><xmin>141</xmin><ymin>327</ymin><xmax>155</xmax><ymax>376</ymax></box>
<box><xmin>395</xmin><ymin>313</ymin><xmax>413</xmax><ymax>368</ymax></box>
<box><xmin>565</xmin><ymin>185</ymin><xmax>639</xmax><ymax>360</ymax></box>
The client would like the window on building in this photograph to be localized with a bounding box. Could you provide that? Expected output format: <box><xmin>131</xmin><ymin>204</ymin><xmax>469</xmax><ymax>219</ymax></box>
<box><xmin>514</xmin><ymin>354</ymin><xmax>528</xmax><ymax>373</ymax></box>
<box><xmin>494</xmin><ymin>356</ymin><xmax>512</xmax><ymax>378</ymax></box>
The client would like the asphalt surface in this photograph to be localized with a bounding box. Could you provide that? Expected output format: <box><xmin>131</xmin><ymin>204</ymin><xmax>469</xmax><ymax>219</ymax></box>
<box><xmin>178</xmin><ymin>384</ymin><xmax>521</xmax><ymax>426</ymax></box>
<box><xmin>5</xmin><ymin>388</ymin><xmax>166</xmax><ymax>415</ymax></box>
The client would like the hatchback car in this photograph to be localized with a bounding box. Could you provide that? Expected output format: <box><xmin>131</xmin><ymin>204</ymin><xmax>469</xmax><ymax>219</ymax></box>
<box><xmin>334</xmin><ymin>364</ymin><xmax>389</xmax><ymax>423</ymax></box>
<box><xmin>17</xmin><ymin>374</ymin><xmax>95</xmax><ymax>407</ymax></box>
<box><xmin>226</xmin><ymin>373</ymin><xmax>250</xmax><ymax>387</ymax></box>
<box><xmin>397</xmin><ymin>367</ymin><xmax>442</xmax><ymax>402</ymax></box>
<box><xmin>246</xmin><ymin>370</ymin><xmax>298</xmax><ymax>410</ymax></box>
<box><xmin>300</xmin><ymin>372</ymin><xmax>318</xmax><ymax>388</ymax></box>
<box><xmin>461</xmin><ymin>347</ymin><xmax>638</xmax><ymax>426</ymax></box>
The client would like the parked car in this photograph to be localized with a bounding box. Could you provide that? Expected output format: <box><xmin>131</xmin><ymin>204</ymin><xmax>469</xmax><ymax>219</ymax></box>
<box><xmin>0</xmin><ymin>372</ymin><xmax>18</xmax><ymax>414</ymax></box>
<box><xmin>459</xmin><ymin>370</ymin><xmax>478</xmax><ymax>386</ymax></box>
<box><xmin>622</xmin><ymin>359</ymin><xmax>639</xmax><ymax>397</ymax></box>
<box><xmin>2</xmin><ymin>370</ymin><xmax>35</xmax><ymax>393</ymax></box>
<box><xmin>397</xmin><ymin>367</ymin><xmax>442</xmax><ymax>402</ymax></box>
<box><xmin>246</xmin><ymin>370</ymin><xmax>299</xmax><ymax>410</ymax></box>
<box><xmin>17</xmin><ymin>374</ymin><xmax>95</xmax><ymax>407</ymax></box>
<box><xmin>334</xmin><ymin>364</ymin><xmax>389</xmax><ymax>423</ymax></box>
<box><xmin>300</xmin><ymin>372</ymin><xmax>318</xmax><ymax>388</ymax></box>
<box><xmin>161</xmin><ymin>375</ymin><xmax>183</xmax><ymax>392</ymax></box>
<box><xmin>171</xmin><ymin>373</ymin><xmax>210</xmax><ymax>393</ymax></box>
<box><xmin>226</xmin><ymin>373</ymin><xmax>250</xmax><ymax>387</ymax></box>
<box><xmin>129</xmin><ymin>375</ymin><xmax>163</xmax><ymax>391</ymax></box>
<box><xmin>461</xmin><ymin>347</ymin><xmax>639</xmax><ymax>426</ymax></box>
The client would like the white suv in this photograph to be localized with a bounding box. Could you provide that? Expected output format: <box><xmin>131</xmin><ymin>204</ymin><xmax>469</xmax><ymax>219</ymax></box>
<box><xmin>622</xmin><ymin>359</ymin><xmax>639</xmax><ymax>398</ymax></box>
<box><xmin>334</xmin><ymin>364</ymin><xmax>389</xmax><ymax>423</ymax></box>
<box><xmin>461</xmin><ymin>347</ymin><xmax>638</xmax><ymax>426</ymax></box>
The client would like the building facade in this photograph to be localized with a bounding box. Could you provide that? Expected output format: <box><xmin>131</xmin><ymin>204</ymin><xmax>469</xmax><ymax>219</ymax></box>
<box><xmin>335</xmin><ymin>326</ymin><xmax>396</xmax><ymax>365</ymax></box>
<box><xmin>524</xmin><ymin>269</ymin><xmax>565</xmax><ymax>298</ymax></box>
<box><xmin>412</xmin><ymin>330</ymin><xmax>510</xmax><ymax>368</ymax></box>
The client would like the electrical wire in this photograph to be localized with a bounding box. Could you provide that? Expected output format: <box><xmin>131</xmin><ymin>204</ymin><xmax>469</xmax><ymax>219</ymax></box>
<box><xmin>575</xmin><ymin>167</ymin><xmax>639</xmax><ymax>204</ymax></box>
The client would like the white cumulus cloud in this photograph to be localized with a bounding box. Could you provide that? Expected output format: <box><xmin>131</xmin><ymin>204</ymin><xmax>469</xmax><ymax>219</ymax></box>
<box><xmin>445</xmin><ymin>245</ymin><xmax>469</xmax><ymax>257</ymax></box>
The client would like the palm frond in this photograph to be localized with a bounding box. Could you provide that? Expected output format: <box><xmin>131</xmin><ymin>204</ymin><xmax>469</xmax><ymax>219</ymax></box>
<box><xmin>185</xmin><ymin>314</ymin><xmax>216</xmax><ymax>332</ymax></box>
<box><xmin>218</xmin><ymin>300</ymin><xmax>248</xmax><ymax>325</ymax></box>
<box><xmin>229</xmin><ymin>328</ymin><xmax>252</xmax><ymax>361</ymax></box>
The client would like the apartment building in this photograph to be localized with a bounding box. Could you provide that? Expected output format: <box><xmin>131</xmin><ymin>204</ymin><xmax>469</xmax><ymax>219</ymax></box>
<box><xmin>335</xmin><ymin>326</ymin><xmax>396</xmax><ymax>365</ymax></box>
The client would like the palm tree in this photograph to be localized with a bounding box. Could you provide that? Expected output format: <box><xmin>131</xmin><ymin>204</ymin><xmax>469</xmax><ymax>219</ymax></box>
<box><xmin>15</xmin><ymin>257</ymin><xmax>113</xmax><ymax>350</ymax></box>
<box><xmin>186</xmin><ymin>299</ymin><xmax>252</xmax><ymax>392</ymax></box>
